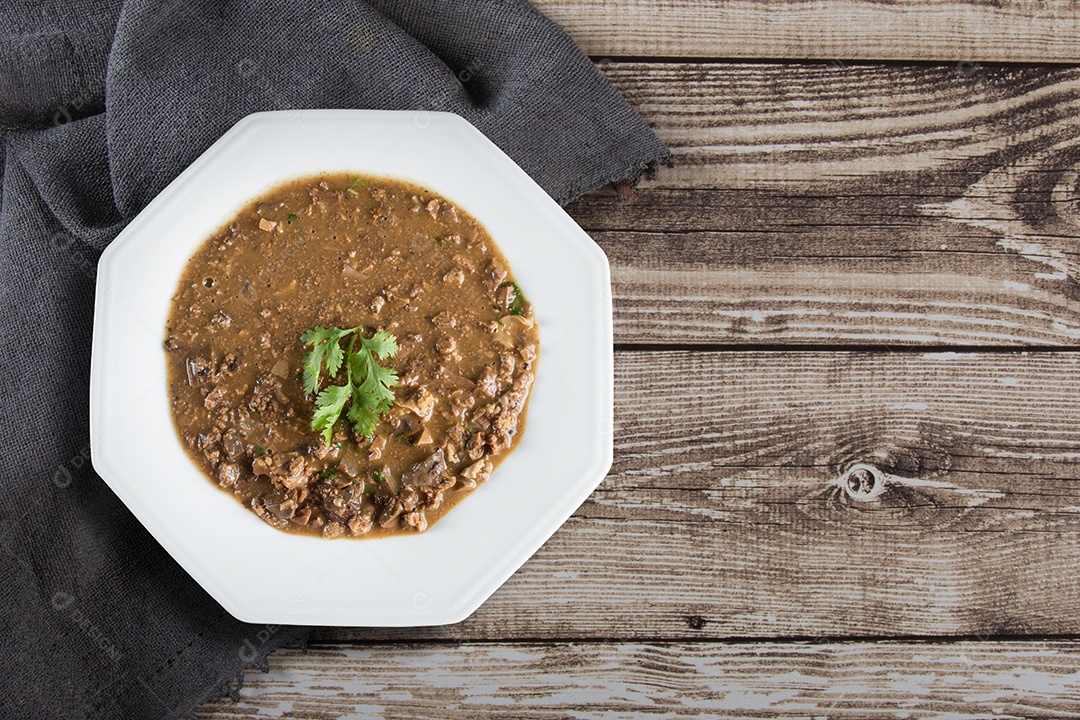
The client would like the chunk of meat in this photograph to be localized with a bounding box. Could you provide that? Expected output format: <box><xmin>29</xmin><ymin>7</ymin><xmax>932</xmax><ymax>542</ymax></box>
<box><xmin>435</xmin><ymin>336</ymin><xmax>457</xmax><ymax>355</ymax></box>
<box><xmin>488</xmin><ymin>428</ymin><xmax>512</xmax><ymax>454</ymax></box>
<box><xmin>421</xmin><ymin>488</ymin><xmax>444</xmax><ymax>509</ymax></box>
<box><xmin>319</xmin><ymin>478</ymin><xmax>365</xmax><ymax>522</ymax></box>
<box><xmin>399</xmin><ymin>486</ymin><xmax>420</xmax><ymax>512</ymax></box>
<box><xmin>402</xmin><ymin>509</ymin><xmax>428</xmax><ymax>533</ymax></box>
<box><xmin>280</xmin><ymin>455</ymin><xmax>311</xmax><ymax>490</ymax></box>
<box><xmin>219</xmin><ymin>353</ymin><xmax>241</xmax><ymax>374</ymax></box>
<box><xmin>251</xmin><ymin>454</ymin><xmax>273</xmax><ymax>476</ymax></box>
<box><xmin>399</xmin><ymin>386</ymin><xmax>436</xmax><ymax>421</ymax></box>
<box><xmin>252</xmin><ymin>499</ymin><xmax>287</xmax><ymax>528</ymax></box>
<box><xmin>264</xmin><ymin>497</ymin><xmax>298</xmax><ymax>520</ymax></box>
<box><xmin>501</xmin><ymin>371</ymin><xmax>535</xmax><ymax>416</ymax></box>
<box><xmin>449</xmin><ymin>393</ymin><xmax>475</xmax><ymax>420</ymax></box>
<box><xmin>431</xmin><ymin>310</ymin><xmax>457</xmax><ymax>329</ymax></box>
<box><xmin>210</xmin><ymin>310</ymin><xmax>232</xmax><ymax>330</ymax></box>
<box><xmin>311</xmin><ymin>442</ymin><xmax>340</xmax><ymax>462</ymax></box>
<box><xmin>203</xmin><ymin>385</ymin><xmax>228</xmax><ymax>410</ymax></box>
<box><xmin>465</xmin><ymin>432</ymin><xmax>485</xmax><ymax>461</ymax></box>
<box><xmin>248</xmin><ymin>374</ymin><xmax>288</xmax><ymax>413</ymax></box>
<box><xmin>195</xmin><ymin>431</ymin><xmax>222</xmax><ymax>466</ymax></box>
<box><xmin>460</xmin><ymin>458</ymin><xmax>493</xmax><ymax>483</ymax></box>
<box><xmin>376</xmin><ymin>498</ymin><xmax>403</xmax><ymax>528</ymax></box>
<box><xmin>476</xmin><ymin>365</ymin><xmax>498</xmax><ymax>398</ymax></box>
<box><xmin>498</xmin><ymin>352</ymin><xmax>516</xmax><ymax>384</ymax></box>
<box><xmin>482</xmin><ymin>261</ymin><xmax>508</xmax><ymax>295</ymax></box>
<box><xmin>348</xmin><ymin>506</ymin><xmax>375</xmax><ymax>535</ymax></box>
<box><xmin>217</xmin><ymin>462</ymin><xmax>240</xmax><ymax>488</ymax></box>
<box><xmin>402</xmin><ymin>449</ymin><xmax>447</xmax><ymax>488</ymax></box>
<box><xmin>520</xmin><ymin>343</ymin><xmax>537</xmax><ymax>365</ymax></box>
<box><xmin>252</xmin><ymin>452</ymin><xmax>313</xmax><ymax>490</ymax></box>
<box><xmin>494</xmin><ymin>284</ymin><xmax>514</xmax><ymax>311</ymax></box>
<box><xmin>221</xmin><ymin>429</ymin><xmax>245</xmax><ymax>461</ymax></box>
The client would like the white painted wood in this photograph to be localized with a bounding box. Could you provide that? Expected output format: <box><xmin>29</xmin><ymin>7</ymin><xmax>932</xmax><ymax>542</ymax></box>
<box><xmin>197</xmin><ymin>641</ymin><xmax>1080</xmax><ymax>718</ymax></box>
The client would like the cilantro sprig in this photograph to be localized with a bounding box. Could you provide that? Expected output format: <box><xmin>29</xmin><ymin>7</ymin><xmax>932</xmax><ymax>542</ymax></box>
<box><xmin>300</xmin><ymin>325</ymin><xmax>399</xmax><ymax>444</ymax></box>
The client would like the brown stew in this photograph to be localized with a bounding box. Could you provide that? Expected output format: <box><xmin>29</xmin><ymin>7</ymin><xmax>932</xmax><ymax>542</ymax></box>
<box><xmin>164</xmin><ymin>174</ymin><xmax>538</xmax><ymax>538</ymax></box>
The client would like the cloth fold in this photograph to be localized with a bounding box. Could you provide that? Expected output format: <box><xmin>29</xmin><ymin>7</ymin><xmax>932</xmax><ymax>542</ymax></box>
<box><xmin>0</xmin><ymin>1</ymin><xmax>670</xmax><ymax>717</ymax></box>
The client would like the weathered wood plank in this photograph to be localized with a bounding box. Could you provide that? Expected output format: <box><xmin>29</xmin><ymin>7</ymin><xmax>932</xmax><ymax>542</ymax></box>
<box><xmin>597</xmin><ymin>63</ymin><xmax>1080</xmax><ymax>189</ymax></box>
<box><xmin>565</xmin><ymin>63</ymin><xmax>1080</xmax><ymax>345</ymax></box>
<box><xmin>196</xmin><ymin>641</ymin><xmax>1080</xmax><ymax>719</ymax></box>
<box><xmin>320</xmin><ymin>351</ymin><xmax>1080</xmax><ymax>642</ymax></box>
<box><xmin>533</xmin><ymin>0</ymin><xmax>1080</xmax><ymax>63</ymax></box>
<box><xmin>588</xmin><ymin>221</ymin><xmax>1080</xmax><ymax>346</ymax></box>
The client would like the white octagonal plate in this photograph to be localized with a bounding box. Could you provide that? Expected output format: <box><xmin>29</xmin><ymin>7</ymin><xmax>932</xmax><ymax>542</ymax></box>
<box><xmin>90</xmin><ymin>110</ymin><xmax>613</xmax><ymax>626</ymax></box>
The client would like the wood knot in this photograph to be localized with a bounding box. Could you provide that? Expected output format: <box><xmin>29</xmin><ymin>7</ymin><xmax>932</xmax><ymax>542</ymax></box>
<box><xmin>685</xmin><ymin>615</ymin><xmax>708</xmax><ymax>630</ymax></box>
<box><xmin>839</xmin><ymin>463</ymin><xmax>885</xmax><ymax>502</ymax></box>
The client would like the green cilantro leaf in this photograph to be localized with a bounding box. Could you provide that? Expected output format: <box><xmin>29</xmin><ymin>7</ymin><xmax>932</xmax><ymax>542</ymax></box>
<box><xmin>325</xmin><ymin>336</ymin><xmax>346</xmax><ymax>377</ymax></box>
<box><xmin>299</xmin><ymin>324</ymin><xmax>398</xmax><ymax>444</ymax></box>
<box><xmin>312</xmin><ymin>384</ymin><xmax>351</xmax><ymax>445</ymax></box>
<box><xmin>362</xmin><ymin>330</ymin><xmax>398</xmax><ymax>362</ymax></box>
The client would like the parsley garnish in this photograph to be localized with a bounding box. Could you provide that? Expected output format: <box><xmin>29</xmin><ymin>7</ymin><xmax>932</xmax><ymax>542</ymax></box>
<box><xmin>499</xmin><ymin>281</ymin><xmax>527</xmax><ymax>316</ymax></box>
<box><xmin>286</xmin><ymin>213</ymin><xmax>299</xmax><ymax>222</ymax></box>
<box><xmin>372</xmin><ymin>470</ymin><xmax>385</xmax><ymax>484</ymax></box>
<box><xmin>300</xmin><ymin>325</ymin><xmax>399</xmax><ymax>444</ymax></box>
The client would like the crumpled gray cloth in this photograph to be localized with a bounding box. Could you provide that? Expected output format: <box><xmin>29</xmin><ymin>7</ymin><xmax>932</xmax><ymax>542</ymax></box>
<box><xmin>0</xmin><ymin>1</ymin><xmax>671</xmax><ymax>717</ymax></box>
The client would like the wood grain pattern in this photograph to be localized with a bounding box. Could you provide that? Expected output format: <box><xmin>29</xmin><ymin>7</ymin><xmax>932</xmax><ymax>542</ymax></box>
<box><xmin>196</xmin><ymin>641</ymin><xmax>1080</xmax><ymax>719</ymax></box>
<box><xmin>597</xmin><ymin>63</ymin><xmax>1080</xmax><ymax>189</ymax></box>
<box><xmin>565</xmin><ymin>63</ymin><xmax>1080</xmax><ymax>345</ymax></box>
<box><xmin>316</xmin><ymin>351</ymin><xmax>1080</xmax><ymax>642</ymax></box>
<box><xmin>533</xmin><ymin>0</ymin><xmax>1080</xmax><ymax>63</ymax></box>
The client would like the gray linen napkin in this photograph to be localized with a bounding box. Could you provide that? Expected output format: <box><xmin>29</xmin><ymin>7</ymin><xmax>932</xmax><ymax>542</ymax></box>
<box><xmin>0</xmin><ymin>1</ymin><xmax>671</xmax><ymax>717</ymax></box>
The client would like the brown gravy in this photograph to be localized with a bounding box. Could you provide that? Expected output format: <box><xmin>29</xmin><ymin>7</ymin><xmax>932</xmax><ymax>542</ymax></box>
<box><xmin>164</xmin><ymin>173</ymin><xmax>538</xmax><ymax>538</ymax></box>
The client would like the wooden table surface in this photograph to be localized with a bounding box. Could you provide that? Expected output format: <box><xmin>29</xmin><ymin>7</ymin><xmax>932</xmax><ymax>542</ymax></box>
<box><xmin>198</xmin><ymin>2</ymin><xmax>1080</xmax><ymax>717</ymax></box>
